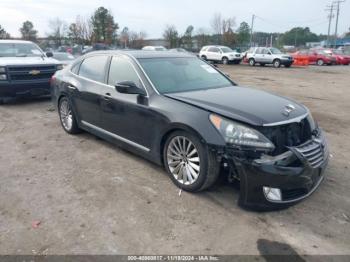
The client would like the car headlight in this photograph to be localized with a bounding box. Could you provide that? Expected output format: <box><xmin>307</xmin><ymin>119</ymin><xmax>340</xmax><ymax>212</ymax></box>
<box><xmin>0</xmin><ymin>74</ymin><xmax>7</xmax><ymax>81</ymax></box>
<box><xmin>57</xmin><ymin>64</ymin><xmax>64</xmax><ymax>70</ymax></box>
<box><xmin>209</xmin><ymin>114</ymin><xmax>275</xmax><ymax>150</ymax></box>
<box><xmin>0</xmin><ymin>67</ymin><xmax>6</xmax><ymax>73</ymax></box>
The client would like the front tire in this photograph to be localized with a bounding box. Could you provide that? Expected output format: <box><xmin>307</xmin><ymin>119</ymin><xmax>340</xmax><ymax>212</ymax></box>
<box><xmin>317</xmin><ymin>59</ymin><xmax>324</xmax><ymax>66</ymax></box>
<box><xmin>222</xmin><ymin>57</ymin><xmax>229</xmax><ymax>65</ymax></box>
<box><xmin>163</xmin><ymin>131</ymin><xmax>220</xmax><ymax>192</ymax></box>
<box><xmin>249</xmin><ymin>58</ymin><xmax>255</xmax><ymax>66</ymax></box>
<box><xmin>273</xmin><ymin>59</ymin><xmax>281</xmax><ymax>68</ymax></box>
<box><xmin>58</xmin><ymin>96</ymin><xmax>81</xmax><ymax>134</ymax></box>
<box><xmin>201</xmin><ymin>55</ymin><xmax>207</xmax><ymax>61</ymax></box>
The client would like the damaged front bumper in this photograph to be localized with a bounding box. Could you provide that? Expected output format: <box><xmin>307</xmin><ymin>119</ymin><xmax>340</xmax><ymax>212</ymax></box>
<box><xmin>221</xmin><ymin>131</ymin><xmax>329</xmax><ymax>210</ymax></box>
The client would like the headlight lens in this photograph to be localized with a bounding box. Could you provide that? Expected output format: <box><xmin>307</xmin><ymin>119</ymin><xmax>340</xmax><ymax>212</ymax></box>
<box><xmin>0</xmin><ymin>74</ymin><xmax>7</xmax><ymax>80</ymax></box>
<box><xmin>57</xmin><ymin>64</ymin><xmax>64</xmax><ymax>70</ymax></box>
<box><xmin>210</xmin><ymin>114</ymin><xmax>275</xmax><ymax>150</ymax></box>
<box><xmin>0</xmin><ymin>67</ymin><xmax>6</xmax><ymax>73</ymax></box>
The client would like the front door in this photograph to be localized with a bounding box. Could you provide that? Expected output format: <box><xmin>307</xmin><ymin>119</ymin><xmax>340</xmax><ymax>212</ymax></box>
<box><xmin>99</xmin><ymin>55</ymin><xmax>155</xmax><ymax>151</ymax></box>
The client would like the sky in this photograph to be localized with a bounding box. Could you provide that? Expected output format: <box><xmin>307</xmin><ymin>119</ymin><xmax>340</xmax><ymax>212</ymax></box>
<box><xmin>0</xmin><ymin>0</ymin><xmax>349</xmax><ymax>38</ymax></box>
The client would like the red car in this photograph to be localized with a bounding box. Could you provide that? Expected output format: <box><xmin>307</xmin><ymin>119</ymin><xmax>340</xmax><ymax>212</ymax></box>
<box><xmin>330</xmin><ymin>50</ymin><xmax>350</xmax><ymax>65</ymax></box>
<box><xmin>292</xmin><ymin>50</ymin><xmax>336</xmax><ymax>66</ymax></box>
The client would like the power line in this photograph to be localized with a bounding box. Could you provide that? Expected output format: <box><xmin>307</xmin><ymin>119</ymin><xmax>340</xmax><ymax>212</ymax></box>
<box><xmin>333</xmin><ymin>0</ymin><xmax>346</xmax><ymax>47</ymax></box>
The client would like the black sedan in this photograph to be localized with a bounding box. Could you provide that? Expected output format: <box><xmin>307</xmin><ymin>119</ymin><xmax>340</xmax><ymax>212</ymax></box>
<box><xmin>51</xmin><ymin>51</ymin><xmax>329</xmax><ymax>210</ymax></box>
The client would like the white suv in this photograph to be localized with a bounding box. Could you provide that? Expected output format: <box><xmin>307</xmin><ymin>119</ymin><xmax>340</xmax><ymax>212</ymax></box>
<box><xmin>199</xmin><ymin>45</ymin><xmax>242</xmax><ymax>65</ymax></box>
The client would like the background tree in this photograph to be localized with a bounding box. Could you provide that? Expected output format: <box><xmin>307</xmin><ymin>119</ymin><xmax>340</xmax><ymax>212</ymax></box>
<box><xmin>0</xmin><ymin>25</ymin><xmax>11</xmax><ymax>39</ymax></box>
<box><xmin>195</xmin><ymin>28</ymin><xmax>211</xmax><ymax>48</ymax></box>
<box><xmin>163</xmin><ymin>25</ymin><xmax>179</xmax><ymax>48</ymax></box>
<box><xmin>211</xmin><ymin>13</ymin><xmax>223</xmax><ymax>44</ymax></box>
<box><xmin>280</xmin><ymin>27</ymin><xmax>319</xmax><ymax>47</ymax></box>
<box><xmin>237</xmin><ymin>22</ymin><xmax>250</xmax><ymax>46</ymax></box>
<box><xmin>120</xmin><ymin>27</ymin><xmax>130</xmax><ymax>48</ymax></box>
<box><xmin>48</xmin><ymin>18</ymin><xmax>67</xmax><ymax>47</ymax></box>
<box><xmin>90</xmin><ymin>7</ymin><xmax>119</xmax><ymax>44</ymax></box>
<box><xmin>182</xmin><ymin>25</ymin><xmax>194</xmax><ymax>50</ymax></box>
<box><xmin>221</xmin><ymin>17</ymin><xmax>236</xmax><ymax>46</ymax></box>
<box><xmin>129</xmin><ymin>31</ymin><xmax>147</xmax><ymax>49</ymax></box>
<box><xmin>19</xmin><ymin>21</ymin><xmax>37</xmax><ymax>41</ymax></box>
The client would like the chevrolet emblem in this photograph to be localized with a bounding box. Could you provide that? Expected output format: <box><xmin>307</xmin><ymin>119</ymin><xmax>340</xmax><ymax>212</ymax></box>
<box><xmin>29</xmin><ymin>70</ymin><xmax>41</xmax><ymax>75</ymax></box>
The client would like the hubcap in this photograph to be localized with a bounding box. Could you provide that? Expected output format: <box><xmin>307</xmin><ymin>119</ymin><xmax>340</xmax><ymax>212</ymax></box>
<box><xmin>167</xmin><ymin>136</ymin><xmax>200</xmax><ymax>185</ymax></box>
<box><xmin>60</xmin><ymin>100</ymin><xmax>73</xmax><ymax>131</ymax></box>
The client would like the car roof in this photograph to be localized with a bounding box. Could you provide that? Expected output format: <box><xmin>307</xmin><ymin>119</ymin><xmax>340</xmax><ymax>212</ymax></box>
<box><xmin>0</xmin><ymin>40</ymin><xmax>34</xmax><ymax>44</ymax></box>
<box><xmin>85</xmin><ymin>50</ymin><xmax>195</xmax><ymax>59</ymax></box>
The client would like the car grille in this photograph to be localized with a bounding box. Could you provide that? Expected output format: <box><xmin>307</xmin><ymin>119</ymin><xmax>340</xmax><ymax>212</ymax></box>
<box><xmin>7</xmin><ymin>65</ymin><xmax>57</xmax><ymax>82</ymax></box>
<box><xmin>294</xmin><ymin>135</ymin><xmax>328</xmax><ymax>168</ymax></box>
<box><xmin>258</xmin><ymin>117</ymin><xmax>312</xmax><ymax>156</ymax></box>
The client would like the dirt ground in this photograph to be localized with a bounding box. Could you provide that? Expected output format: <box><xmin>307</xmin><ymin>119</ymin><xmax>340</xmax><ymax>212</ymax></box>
<box><xmin>0</xmin><ymin>64</ymin><xmax>349</xmax><ymax>256</ymax></box>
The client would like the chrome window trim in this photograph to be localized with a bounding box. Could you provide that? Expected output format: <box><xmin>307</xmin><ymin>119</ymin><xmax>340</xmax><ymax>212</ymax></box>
<box><xmin>81</xmin><ymin>120</ymin><xmax>150</xmax><ymax>152</ymax></box>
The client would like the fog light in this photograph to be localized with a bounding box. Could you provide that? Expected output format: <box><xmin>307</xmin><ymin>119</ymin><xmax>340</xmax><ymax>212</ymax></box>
<box><xmin>0</xmin><ymin>74</ymin><xmax>7</xmax><ymax>81</ymax></box>
<box><xmin>263</xmin><ymin>187</ymin><xmax>282</xmax><ymax>201</ymax></box>
<box><xmin>0</xmin><ymin>67</ymin><xmax>6</xmax><ymax>73</ymax></box>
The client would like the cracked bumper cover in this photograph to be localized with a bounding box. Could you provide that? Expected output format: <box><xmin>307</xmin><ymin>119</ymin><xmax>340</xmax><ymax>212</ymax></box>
<box><xmin>218</xmin><ymin>130</ymin><xmax>329</xmax><ymax>210</ymax></box>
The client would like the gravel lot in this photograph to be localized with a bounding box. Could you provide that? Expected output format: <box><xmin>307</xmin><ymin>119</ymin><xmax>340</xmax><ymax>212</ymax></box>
<box><xmin>0</xmin><ymin>64</ymin><xmax>349</xmax><ymax>256</ymax></box>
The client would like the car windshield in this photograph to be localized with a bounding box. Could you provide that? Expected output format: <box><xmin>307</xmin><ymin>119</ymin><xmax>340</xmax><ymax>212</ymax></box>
<box><xmin>221</xmin><ymin>47</ymin><xmax>233</xmax><ymax>53</ymax></box>
<box><xmin>333</xmin><ymin>50</ymin><xmax>344</xmax><ymax>55</ymax></box>
<box><xmin>270</xmin><ymin>48</ymin><xmax>282</xmax><ymax>54</ymax></box>
<box><xmin>53</xmin><ymin>53</ymin><xmax>75</xmax><ymax>61</ymax></box>
<box><xmin>138</xmin><ymin>57</ymin><xmax>233</xmax><ymax>94</ymax></box>
<box><xmin>0</xmin><ymin>43</ymin><xmax>44</xmax><ymax>57</ymax></box>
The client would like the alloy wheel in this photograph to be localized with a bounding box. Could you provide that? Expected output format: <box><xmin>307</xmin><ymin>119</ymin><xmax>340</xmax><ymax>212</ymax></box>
<box><xmin>60</xmin><ymin>99</ymin><xmax>73</xmax><ymax>131</ymax></box>
<box><xmin>167</xmin><ymin>136</ymin><xmax>200</xmax><ymax>185</ymax></box>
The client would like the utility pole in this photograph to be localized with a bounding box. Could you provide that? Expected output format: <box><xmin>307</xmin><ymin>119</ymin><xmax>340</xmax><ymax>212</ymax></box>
<box><xmin>325</xmin><ymin>3</ymin><xmax>335</xmax><ymax>47</ymax></box>
<box><xmin>250</xmin><ymin>14</ymin><xmax>255</xmax><ymax>47</ymax></box>
<box><xmin>333</xmin><ymin>0</ymin><xmax>346</xmax><ymax>48</ymax></box>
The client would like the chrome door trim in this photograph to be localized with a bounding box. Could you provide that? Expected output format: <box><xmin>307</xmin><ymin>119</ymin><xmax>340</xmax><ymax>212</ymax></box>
<box><xmin>81</xmin><ymin>120</ymin><xmax>150</xmax><ymax>152</ymax></box>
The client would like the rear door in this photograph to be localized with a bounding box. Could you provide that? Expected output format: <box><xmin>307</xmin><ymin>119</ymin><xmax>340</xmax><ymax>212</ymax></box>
<box><xmin>254</xmin><ymin>48</ymin><xmax>264</xmax><ymax>63</ymax></box>
<box><xmin>70</xmin><ymin>55</ymin><xmax>110</xmax><ymax>127</ymax></box>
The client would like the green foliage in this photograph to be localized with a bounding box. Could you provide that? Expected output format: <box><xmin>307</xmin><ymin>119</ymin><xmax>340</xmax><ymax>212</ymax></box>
<box><xmin>183</xmin><ymin>25</ymin><xmax>194</xmax><ymax>49</ymax></box>
<box><xmin>19</xmin><ymin>21</ymin><xmax>37</xmax><ymax>41</ymax></box>
<box><xmin>279</xmin><ymin>27</ymin><xmax>319</xmax><ymax>47</ymax></box>
<box><xmin>91</xmin><ymin>7</ymin><xmax>119</xmax><ymax>44</ymax></box>
<box><xmin>237</xmin><ymin>22</ymin><xmax>250</xmax><ymax>45</ymax></box>
<box><xmin>0</xmin><ymin>24</ymin><xmax>10</xmax><ymax>39</ymax></box>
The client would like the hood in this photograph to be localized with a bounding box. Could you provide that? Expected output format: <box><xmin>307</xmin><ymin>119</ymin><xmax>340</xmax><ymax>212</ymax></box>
<box><xmin>165</xmin><ymin>86</ymin><xmax>308</xmax><ymax>126</ymax></box>
<box><xmin>0</xmin><ymin>56</ymin><xmax>60</xmax><ymax>66</ymax></box>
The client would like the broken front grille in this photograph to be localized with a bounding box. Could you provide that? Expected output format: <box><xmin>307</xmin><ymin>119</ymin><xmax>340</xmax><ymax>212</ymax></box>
<box><xmin>258</xmin><ymin>117</ymin><xmax>313</xmax><ymax>156</ymax></box>
<box><xmin>294</xmin><ymin>136</ymin><xmax>329</xmax><ymax>168</ymax></box>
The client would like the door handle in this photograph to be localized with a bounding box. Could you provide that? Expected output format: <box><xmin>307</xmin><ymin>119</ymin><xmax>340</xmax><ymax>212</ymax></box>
<box><xmin>67</xmin><ymin>85</ymin><xmax>77</xmax><ymax>90</ymax></box>
<box><xmin>103</xmin><ymin>93</ymin><xmax>111</xmax><ymax>100</ymax></box>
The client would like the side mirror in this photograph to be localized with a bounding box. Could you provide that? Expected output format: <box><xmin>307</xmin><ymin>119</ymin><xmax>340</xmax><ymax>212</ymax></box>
<box><xmin>267</xmin><ymin>52</ymin><xmax>272</xmax><ymax>55</ymax></box>
<box><xmin>115</xmin><ymin>81</ymin><xmax>147</xmax><ymax>96</ymax></box>
<box><xmin>46</xmin><ymin>51</ymin><xmax>53</xmax><ymax>57</ymax></box>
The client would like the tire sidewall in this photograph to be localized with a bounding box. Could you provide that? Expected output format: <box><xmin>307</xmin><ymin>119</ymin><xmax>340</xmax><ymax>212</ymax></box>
<box><xmin>317</xmin><ymin>59</ymin><xmax>324</xmax><ymax>66</ymax></box>
<box><xmin>58</xmin><ymin>96</ymin><xmax>77</xmax><ymax>134</ymax></box>
<box><xmin>273</xmin><ymin>59</ymin><xmax>281</xmax><ymax>68</ymax></box>
<box><xmin>222</xmin><ymin>57</ymin><xmax>229</xmax><ymax>65</ymax></box>
<box><xmin>163</xmin><ymin>131</ymin><xmax>209</xmax><ymax>192</ymax></box>
<box><xmin>249</xmin><ymin>58</ymin><xmax>255</xmax><ymax>66</ymax></box>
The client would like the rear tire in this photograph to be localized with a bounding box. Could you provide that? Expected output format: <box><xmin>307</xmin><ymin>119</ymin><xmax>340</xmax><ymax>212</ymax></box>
<box><xmin>249</xmin><ymin>58</ymin><xmax>255</xmax><ymax>66</ymax></box>
<box><xmin>163</xmin><ymin>131</ymin><xmax>220</xmax><ymax>192</ymax></box>
<box><xmin>58</xmin><ymin>96</ymin><xmax>81</xmax><ymax>134</ymax></box>
<box><xmin>273</xmin><ymin>59</ymin><xmax>281</xmax><ymax>68</ymax></box>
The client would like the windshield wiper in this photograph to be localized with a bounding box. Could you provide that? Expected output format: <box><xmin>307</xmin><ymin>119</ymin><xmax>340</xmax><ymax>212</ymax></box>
<box><xmin>16</xmin><ymin>54</ymin><xmax>28</xmax><ymax>57</ymax></box>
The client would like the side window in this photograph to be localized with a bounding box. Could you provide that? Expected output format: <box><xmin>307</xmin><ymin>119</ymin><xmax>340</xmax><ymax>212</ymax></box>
<box><xmin>79</xmin><ymin>55</ymin><xmax>109</xmax><ymax>83</ymax></box>
<box><xmin>108</xmin><ymin>57</ymin><xmax>143</xmax><ymax>88</ymax></box>
<box><xmin>208</xmin><ymin>47</ymin><xmax>220</xmax><ymax>53</ymax></box>
<box><xmin>255</xmin><ymin>48</ymin><xmax>263</xmax><ymax>54</ymax></box>
<box><xmin>262</xmin><ymin>49</ymin><xmax>270</xmax><ymax>54</ymax></box>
